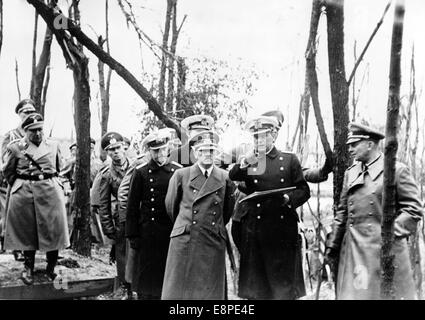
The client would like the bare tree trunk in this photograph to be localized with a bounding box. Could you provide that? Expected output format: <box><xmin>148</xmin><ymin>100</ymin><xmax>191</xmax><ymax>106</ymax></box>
<box><xmin>381</xmin><ymin>0</ymin><xmax>405</xmax><ymax>300</ymax></box>
<box><xmin>325</xmin><ymin>0</ymin><xmax>350</xmax><ymax>209</ymax></box>
<box><xmin>27</xmin><ymin>0</ymin><xmax>181</xmax><ymax>138</ymax></box>
<box><xmin>158</xmin><ymin>0</ymin><xmax>173</xmax><ymax>109</ymax></box>
<box><xmin>0</xmin><ymin>0</ymin><xmax>3</xmax><ymax>57</ymax></box>
<box><xmin>15</xmin><ymin>59</ymin><xmax>22</xmax><ymax>100</ymax></box>
<box><xmin>176</xmin><ymin>56</ymin><xmax>187</xmax><ymax>115</ymax></box>
<box><xmin>351</xmin><ymin>40</ymin><xmax>357</xmax><ymax>121</ymax></box>
<box><xmin>30</xmin><ymin>9</ymin><xmax>38</xmax><ymax>97</ymax></box>
<box><xmin>307</xmin><ymin>0</ymin><xmax>333</xmax><ymax>163</ymax></box>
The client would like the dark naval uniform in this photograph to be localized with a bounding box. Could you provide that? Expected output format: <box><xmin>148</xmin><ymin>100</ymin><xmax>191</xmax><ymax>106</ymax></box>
<box><xmin>229</xmin><ymin>147</ymin><xmax>310</xmax><ymax>300</ymax></box>
<box><xmin>126</xmin><ymin>159</ymin><xmax>182</xmax><ymax>299</ymax></box>
<box><xmin>97</xmin><ymin>157</ymin><xmax>130</xmax><ymax>284</ymax></box>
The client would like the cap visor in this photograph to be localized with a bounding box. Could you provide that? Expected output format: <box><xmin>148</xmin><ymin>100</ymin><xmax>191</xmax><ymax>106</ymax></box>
<box><xmin>24</xmin><ymin>122</ymin><xmax>44</xmax><ymax>130</ymax></box>
<box><xmin>105</xmin><ymin>142</ymin><xmax>122</xmax><ymax>150</ymax></box>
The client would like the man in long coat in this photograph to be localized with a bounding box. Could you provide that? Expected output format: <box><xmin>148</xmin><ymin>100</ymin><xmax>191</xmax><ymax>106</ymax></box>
<box><xmin>162</xmin><ymin>130</ymin><xmax>235</xmax><ymax>300</ymax></box>
<box><xmin>1</xmin><ymin>98</ymin><xmax>37</xmax><ymax>261</ymax></box>
<box><xmin>325</xmin><ymin>122</ymin><xmax>423</xmax><ymax>300</ymax></box>
<box><xmin>229</xmin><ymin>116</ymin><xmax>310</xmax><ymax>300</ymax></box>
<box><xmin>2</xmin><ymin>113</ymin><xmax>69</xmax><ymax>285</ymax></box>
<box><xmin>97</xmin><ymin>132</ymin><xmax>132</xmax><ymax>298</ymax></box>
<box><xmin>126</xmin><ymin>130</ymin><xmax>182</xmax><ymax>299</ymax></box>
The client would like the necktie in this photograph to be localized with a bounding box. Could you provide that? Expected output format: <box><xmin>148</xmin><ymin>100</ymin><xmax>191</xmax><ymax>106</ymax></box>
<box><xmin>204</xmin><ymin>170</ymin><xmax>209</xmax><ymax>179</ymax></box>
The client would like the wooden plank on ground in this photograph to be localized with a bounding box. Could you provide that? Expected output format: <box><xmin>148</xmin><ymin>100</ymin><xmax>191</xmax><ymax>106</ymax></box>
<box><xmin>0</xmin><ymin>277</ymin><xmax>115</xmax><ymax>300</ymax></box>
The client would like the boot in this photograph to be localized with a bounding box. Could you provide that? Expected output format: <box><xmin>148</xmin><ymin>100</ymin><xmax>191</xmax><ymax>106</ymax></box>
<box><xmin>121</xmin><ymin>282</ymin><xmax>135</xmax><ymax>300</ymax></box>
<box><xmin>0</xmin><ymin>237</ymin><xmax>5</xmax><ymax>254</ymax></box>
<box><xmin>46</xmin><ymin>250</ymin><xmax>58</xmax><ymax>281</ymax></box>
<box><xmin>21</xmin><ymin>251</ymin><xmax>35</xmax><ymax>285</ymax></box>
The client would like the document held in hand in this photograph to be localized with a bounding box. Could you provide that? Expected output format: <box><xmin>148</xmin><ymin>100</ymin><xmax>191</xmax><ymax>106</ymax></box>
<box><xmin>238</xmin><ymin>186</ymin><xmax>296</xmax><ymax>204</ymax></box>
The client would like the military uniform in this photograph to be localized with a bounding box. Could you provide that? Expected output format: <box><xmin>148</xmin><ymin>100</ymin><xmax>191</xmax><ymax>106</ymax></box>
<box><xmin>126</xmin><ymin>152</ymin><xmax>182</xmax><ymax>298</ymax></box>
<box><xmin>326</xmin><ymin>123</ymin><xmax>423</xmax><ymax>299</ymax></box>
<box><xmin>97</xmin><ymin>132</ymin><xmax>130</xmax><ymax>288</ymax></box>
<box><xmin>162</xmin><ymin>131</ymin><xmax>235</xmax><ymax>300</ymax></box>
<box><xmin>2</xmin><ymin>113</ymin><xmax>69</xmax><ymax>284</ymax></box>
<box><xmin>229</xmin><ymin>116</ymin><xmax>310</xmax><ymax>300</ymax></box>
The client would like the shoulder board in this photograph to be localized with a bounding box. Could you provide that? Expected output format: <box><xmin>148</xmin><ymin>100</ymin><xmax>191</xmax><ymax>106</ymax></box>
<box><xmin>136</xmin><ymin>162</ymin><xmax>148</xmax><ymax>170</ymax></box>
<box><xmin>100</xmin><ymin>166</ymin><xmax>110</xmax><ymax>174</ymax></box>
<box><xmin>171</xmin><ymin>161</ymin><xmax>183</xmax><ymax>168</ymax></box>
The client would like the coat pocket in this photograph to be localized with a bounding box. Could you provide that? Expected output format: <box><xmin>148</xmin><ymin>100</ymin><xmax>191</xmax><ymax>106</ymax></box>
<box><xmin>170</xmin><ymin>225</ymin><xmax>187</xmax><ymax>238</ymax></box>
<box><xmin>11</xmin><ymin>179</ymin><xmax>24</xmax><ymax>194</ymax></box>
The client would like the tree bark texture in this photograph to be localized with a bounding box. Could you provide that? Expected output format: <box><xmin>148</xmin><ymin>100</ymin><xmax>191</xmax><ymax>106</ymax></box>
<box><xmin>325</xmin><ymin>0</ymin><xmax>350</xmax><ymax>209</ymax></box>
<box><xmin>27</xmin><ymin>0</ymin><xmax>181</xmax><ymax>138</ymax></box>
<box><xmin>166</xmin><ymin>1</ymin><xmax>178</xmax><ymax>114</ymax></box>
<box><xmin>158</xmin><ymin>0</ymin><xmax>173</xmax><ymax>109</ymax></box>
<box><xmin>306</xmin><ymin>0</ymin><xmax>333</xmax><ymax>164</ymax></box>
<box><xmin>381</xmin><ymin>0</ymin><xmax>405</xmax><ymax>300</ymax></box>
<box><xmin>30</xmin><ymin>9</ymin><xmax>38</xmax><ymax>98</ymax></box>
<box><xmin>0</xmin><ymin>0</ymin><xmax>3</xmax><ymax>58</ymax></box>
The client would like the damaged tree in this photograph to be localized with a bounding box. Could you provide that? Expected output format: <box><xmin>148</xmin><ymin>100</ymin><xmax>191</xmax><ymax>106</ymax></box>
<box><xmin>381</xmin><ymin>0</ymin><xmax>405</xmax><ymax>299</ymax></box>
<box><xmin>27</xmin><ymin>0</ymin><xmax>180</xmax><ymax>138</ymax></box>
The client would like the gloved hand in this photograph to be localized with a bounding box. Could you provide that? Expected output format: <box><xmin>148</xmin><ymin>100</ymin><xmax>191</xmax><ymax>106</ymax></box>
<box><xmin>322</xmin><ymin>156</ymin><xmax>333</xmax><ymax>175</ymax></box>
<box><xmin>241</xmin><ymin>150</ymin><xmax>259</xmax><ymax>167</ymax></box>
<box><xmin>129</xmin><ymin>237</ymin><xmax>140</xmax><ymax>250</ymax></box>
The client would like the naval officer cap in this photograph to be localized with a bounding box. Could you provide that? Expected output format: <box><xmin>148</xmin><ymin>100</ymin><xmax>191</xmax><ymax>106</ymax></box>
<box><xmin>15</xmin><ymin>98</ymin><xmax>36</xmax><ymax>114</ymax></box>
<box><xmin>244</xmin><ymin>116</ymin><xmax>279</xmax><ymax>135</ymax></box>
<box><xmin>22</xmin><ymin>113</ymin><xmax>44</xmax><ymax>130</ymax></box>
<box><xmin>181</xmin><ymin>114</ymin><xmax>214</xmax><ymax>131</ymax></box>
<box><xmin>101</xmin><ymin>132</ymin><xmax>124</xmax><ymax>150</ymax></box>
<box><xmin>142</xmin><ymin>129</ymin><xmax>171</xmax><ymax>150</ymax></box>
<box><xmin>191</xmin><ymin>130</ymin><xmax>220</xmax><ymax>151</ymax></box>
<box><xmin>261</xmin><ymin>110</ymin><xmax>284</xmax><ymax>129</ymax></box>
<box><xmin>346</xmin><ymin>122</ymin><xmax>385</xmax><ymax>145</ymax></box>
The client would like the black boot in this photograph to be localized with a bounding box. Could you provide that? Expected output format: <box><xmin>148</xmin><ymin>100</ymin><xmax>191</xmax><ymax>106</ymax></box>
<box><xmin>46</xmin><ymin>250</ymin><xmax>58</xmax><ymax>281</ymax></box>
<box><xmin>21</xmin><ymin>251</ymin><xmax>35</xmax><ymax>285</ymax></box>
<box><xmin>0</xmin><ymin>237</ymin><xmax>5</xmax><ymax>254</ymax></box>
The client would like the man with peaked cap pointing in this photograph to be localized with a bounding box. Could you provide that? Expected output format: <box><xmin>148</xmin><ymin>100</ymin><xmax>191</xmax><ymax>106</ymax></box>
<box><xmin>2</xmin><ymin>113</ymin><xmax>69</xmax><ymax>285</ymax></box>
<box><xmin>324</xmin><ymin>122</ymin><xmax>423</xmax><ymax>299</ymax></box>
<box><xmin>126</xmin><ymin>129</ymin><xmax>182</xmax><ymax>299</ymax></box>
<box><xmin>162</xmin><ymin>130</ymin><xmax>235</xmax><ymax>299</ymax></box>
<box><xmin>229</xmin><ymin>115</ymin><xmax>310</xmax><ymax>300</ymax></box>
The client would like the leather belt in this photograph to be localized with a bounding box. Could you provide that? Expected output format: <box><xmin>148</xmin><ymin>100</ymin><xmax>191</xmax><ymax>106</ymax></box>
<box><xmin>17</xmin><ymin>173</ymin><xmax>58</xmax><ymax>181</ymax></box>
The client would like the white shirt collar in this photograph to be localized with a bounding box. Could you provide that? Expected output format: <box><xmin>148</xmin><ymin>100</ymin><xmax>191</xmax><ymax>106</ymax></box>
<box><xmin>197</xmin><ymin>164</ymin><xmax>214</xmax><ymax>177</ymax></box>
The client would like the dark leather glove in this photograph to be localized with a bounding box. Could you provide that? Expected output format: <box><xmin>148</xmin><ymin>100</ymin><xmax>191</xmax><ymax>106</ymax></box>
<box><xmin>129</xmin><ymin>237</ymin><xmax>140</xmax><ymax>250</ymax></box>
<box><xmin>324</xmin><ymin>247</ymin><xmax>338</xmax><ymax>275</ymax></box>
<box><xmin>322</xmin><ymin>156</ymin><xmax>333</xmax><ymax>175</ymax></box>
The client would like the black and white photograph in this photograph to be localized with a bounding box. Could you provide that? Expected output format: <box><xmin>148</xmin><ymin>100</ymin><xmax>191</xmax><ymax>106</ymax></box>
<box><xmin>0</xmin><ymin>0</ymin><xmax>424</xmax><ymax>306</ymax></box>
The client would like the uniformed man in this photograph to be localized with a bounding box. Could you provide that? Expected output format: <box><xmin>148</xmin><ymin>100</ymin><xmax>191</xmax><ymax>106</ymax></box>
<box><xmin>229</xmin><ymin>115</ymin><xmax>310</xmax><ymax>300</ymax></box>
<box><xmin>1</xmin><ymin>99</ymin><xmax>37</xmax><ymax>261</ymax></box>
<box><xmin>2</xmin><ymin>113</ymin><xmax>69</xmax><ymax>285</ymax></box>
<box><xmin>324</xmin><ymin>122</ymin><xmax>423</xmax><ymax>299</ymax></box>
<box><xmin>97</xmin><ymin>132</ymin><xmax>132</xmax><ymax>298</ymax></box>
<box><xmin>162</xmin><ymin>130</ymin><xmax>235</xmax><ymax>300</ymax></box>
<box><xmin>169</xmin><ymin>114</ymin><xmax>214</xmax><ymax>167</ymax></box>
<box><xmin>126</xmin><ymin>130</ymin><xmax>182</xmax><ymax>299</ymax></box>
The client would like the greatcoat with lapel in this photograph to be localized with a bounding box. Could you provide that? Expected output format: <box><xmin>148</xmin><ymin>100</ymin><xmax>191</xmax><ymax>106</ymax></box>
<box><xmin>326</xmin><ymin>154</ymin><xmax>423</xmax><ymax>299</ymax></box>
<box><xmin>126</xmin><ymin>159</ymin><xmax>182</xmax><ymax>297</ymax></box>
<box><xmin>161</xmin><ymin>164</ymin><xmax>235</xmax><ymax>300</ymax></box>
<box><xmin>229</xmin><ymin>147</ymin><xmax>310</xmax><ymax>300</ymax></box>
<box><xmin>3</xmin><ymin>137</ymin><xmax>70</xmax><ymax>251</ymax></box>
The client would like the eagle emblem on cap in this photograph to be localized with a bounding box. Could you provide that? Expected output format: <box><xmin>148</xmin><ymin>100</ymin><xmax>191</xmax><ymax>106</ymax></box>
<box><xmin>253</xmin><ymin>120</ymin><xmax>262</xmax><ymax>129</ymax></box>
<box><xmin>110</xmin><ymin>138</ymin><xmax>117</xmax><ymax>145</ymax></box>
<box><xmin>200</xmin><ymin>118</ymin><xmax>209</xmax><ymax>126</ymax></box>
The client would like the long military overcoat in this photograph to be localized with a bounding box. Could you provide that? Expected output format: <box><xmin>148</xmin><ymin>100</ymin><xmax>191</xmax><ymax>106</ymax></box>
<box><xmin>326</xmin><ymin>155</ymin><xmax>423</xmax><ymax>300</ymax></box>
<box><xmin>3</xmin><ymin>138</ymin><xmax>69</xmax><ymax>251</ymax></box>
<box><xmin>161</xmin><ymin>164</ymin><xmax>235</xmax><ymax>300</ymax></box>
<box><xmin>126</xmin><ymin>159</ymin><xmax>182</xmax><ymax>297</ymax></box>
<box><xmin>229</xmin><ymin>147</ymin><xmax>310</xmax><ymax>300</ymax></box>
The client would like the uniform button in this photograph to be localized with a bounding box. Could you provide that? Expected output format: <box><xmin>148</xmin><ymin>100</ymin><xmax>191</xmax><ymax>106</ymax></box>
<box><xmin>214</xmin><ymin>201</ymin><xmax>218</xmax><ymax>205</ymax></box>
<box><xmin>193</xmin><ymin>210</ymin><xmax>198</xmax><ymax>214</ymax></box>
<box><xmin>151</xmin><ymin>198</ymin><xmax>154</xmax><ymax>202</ymax></box>
<box><xmin>280</xmin><ymin>167</ymin><xmax>284</xmax><ymax>171</ymax></box>
<box><xmin>280</xmin><ymin>178</ymin><xmax>284</xmax><ymax>183</ymax></box>
<box><xmin>149</xmin><ymin>169</ymin><xmax>152</xmax><ymax>173</ymax></box>
<box><xmin>253</xmin><ymin>168</ymin><xmax>257</xmax><ymax>172</ymax></box>
<box><xmin>215</xmin><ymin>191</ymin><xmax>218</xmax><ymax>195</ymax></box>
<box><xmin>193</xmin><ymin>221</ymin><xmax>197</xmax><ymax>225</ymax></box>
<box><xmin>350</xmin><ymin>224</ymin><xmax>353</xmax><ymax>227</ymax></box>
<box><xmin>151</xmin><ymin>208</ymin><xmax>155</xmax><ymax>212</ymax></box>
<box><xmin>254</xmin><ymin>179</ymin><xmax>258</xmax><ymax>183</ymax></box>
<box><xmin>256</xmin><ymin>203</ymin><xmax>261</xmax><ymax>208</ymax></box>
<box><xmin>280</xmin><ymin>215</ymin><xmax>284</xmax><ymax>219</ymax></box>
<box><xmin>193</xmin><ymin>189</ymin><xmax>197</xmax><ymax>193</ymax></box>
<box><xmin>369</xmin><ymin>212</ymin><xmax>372</xmax><ymax>216</ymax></box>
<box><xmin>368</xmin><ymin>223</ymin><xmax>372</xmax><ymax>227</ymax></box>
<box><xmin>370</xmin><ymin>201</ymin><xmax>374</xmax><ymax>205</ymax></box>
<box><xmin>212</xmin><ymin>222</ymin><xmax>216</xmax><ymax>226</ymax></box>
<box><xmin>171</xmin><ymin>168</ymin><xmax>175</xmax><ymax>172</ymax></box>
<box><xmin>151</xmin><ymin>217</ymin><xmax>155</xmax><ymax>221</ymax></box>
<box><xmin>150</xmin><ymin>188</ymin><xmax>154</xmax><ymax>192</ymax></box>
<box><xmin>213</xmin><ymin>212</ymin><xmax>216</xmax><ymax>215</ymax></box>
<box><xmin>257</xmin><ymin>216</ymin><xmax>261</xmax><ymax>220</ymax></box>
<box><xmin>349</xmin><ymin>202</ymin><xmax>353</xmax><ymax>206</ymax></box>
<box><xmin>279</xmin><ymin>157</ymin><xmax>283</xmax><ymax>160</ymax></box>
<box><xmin>350</xmin><ymin>213</ymin><xmax>354</xmax><ymax>216</ymax></box>
<box><xmin>149</xmin><ymin>179</ymin><xmax>153</xmax><ymax>182</ymax></box>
